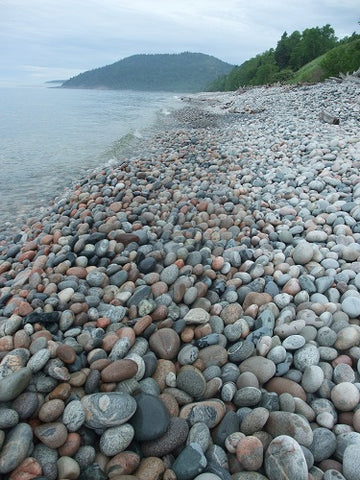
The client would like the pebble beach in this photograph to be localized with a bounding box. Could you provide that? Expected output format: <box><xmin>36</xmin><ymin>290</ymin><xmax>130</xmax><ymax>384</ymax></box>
<box><xmin>0</xmin><ymin>78</ymin><xmax>360</xmax><ymax>480</ymax></box>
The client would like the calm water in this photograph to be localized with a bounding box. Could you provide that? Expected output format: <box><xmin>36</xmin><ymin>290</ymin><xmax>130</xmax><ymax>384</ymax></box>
<box><xmin>0</xmin><ymin>86</ymin><xmax>180</xmax><ymax>231</ymax></box>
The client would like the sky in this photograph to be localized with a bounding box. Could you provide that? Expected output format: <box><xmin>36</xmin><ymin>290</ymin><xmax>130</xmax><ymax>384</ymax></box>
<box><xmin>0</xmin><ymin>0</ymin><xmax>359</xmax><ymax>86</ymax></box>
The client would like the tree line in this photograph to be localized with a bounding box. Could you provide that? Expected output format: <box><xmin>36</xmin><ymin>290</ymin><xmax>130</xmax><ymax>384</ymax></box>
<box><xmin>208</xmin><ymin>25</ymin><xmax>360</xmax><ymax>90</ymax></box>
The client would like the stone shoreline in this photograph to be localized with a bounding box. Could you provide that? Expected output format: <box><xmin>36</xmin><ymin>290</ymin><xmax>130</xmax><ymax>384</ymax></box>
<box><xmin>0</xmin><ymin>79</ymin><xmax>360</xmax><ymax>480</ymax></box>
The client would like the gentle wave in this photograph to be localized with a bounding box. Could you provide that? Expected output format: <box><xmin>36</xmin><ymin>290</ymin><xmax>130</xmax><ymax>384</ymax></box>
<box><xmin>0</xmin><ymin>87</ymin><xmax>181</xmax><ymax>233</ymax></box>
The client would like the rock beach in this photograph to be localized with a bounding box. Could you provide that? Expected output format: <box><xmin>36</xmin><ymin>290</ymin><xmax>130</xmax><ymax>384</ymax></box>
<box><xmin>0</xmin><ymin>79</ymin><xmax>360</xmax><ymax>478</ymax></box>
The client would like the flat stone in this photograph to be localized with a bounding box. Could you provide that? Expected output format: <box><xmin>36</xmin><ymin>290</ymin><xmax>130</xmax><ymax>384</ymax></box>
<box><xmin>81</xmin><ymin>392</ymin><xmax>137</xmax><ymax>429</ymax></box>
<box><xmin>130</xmin><ymin>392</ymin><xmax>170</xmax><ymax>441</ymax></box>
<box><xmin>0</xmin><ymin>423</ymin><xmax>34</xmax><ymax>474</ymax></box>
<box><xmin>265</xmin><ymin>435</ymin><xmax>308</xmax><ymax>480</ymax></box>
<box><xmin>100</xmin><ymin>423</ymin><xmax>134</xmax><ymax>456</ymax></box>
<box><xmin>292</xmin><ymin>241</ymin><xmax>314</xmax><ymax>265</ymax></box>
<box><xmin>265</xmin><ymin>411</ymin><xmax>313</xmax><ymax>447</ymax></box>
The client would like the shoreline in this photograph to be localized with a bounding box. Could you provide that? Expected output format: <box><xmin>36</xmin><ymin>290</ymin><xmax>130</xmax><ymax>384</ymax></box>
<box><xmin>0</xmin><ymin>80</ymin><xmax>360</xmax><ymax>479</ymax></box>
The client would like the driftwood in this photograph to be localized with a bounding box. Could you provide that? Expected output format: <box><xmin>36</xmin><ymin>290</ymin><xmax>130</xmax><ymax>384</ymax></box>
<box><xmin>328</xmin><ymin>67</ymin><xmax>360</xmax><ymax>84</ymax></box>
<box><xmin>319</xmin><ymin>109</ymin><xmax>340</xmax><ymax>125</ymax></box>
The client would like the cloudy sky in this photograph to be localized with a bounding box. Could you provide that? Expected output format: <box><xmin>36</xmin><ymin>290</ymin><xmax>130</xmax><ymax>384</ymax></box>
<box><xmin>0</xmin><ymin>0</ymin><xmax>359</xmax><ymax>86</ymax></box>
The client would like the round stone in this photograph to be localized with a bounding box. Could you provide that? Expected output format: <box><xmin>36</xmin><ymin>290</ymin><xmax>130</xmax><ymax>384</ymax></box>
<box><xmin>34</xmin><ymin>422</ymin><xmax>68</xmax><ymax>449</ymax></box>
<box><xmin>293</xmin><ymin>343</ymin><xmax>320</xmax><ymax>371</ymax></box>
<box><xmin>187</xmin><ymin>422</ymin><xmax>211</xmax><ymax>452</ymax></box>
<box><xmin>240</xmin><ymin>407</ymin><xmax>270</xmax><ymax>436</ymax></box>
<box><xmin>172</xmin><ymin>443</ymin><xmax>207</xmax><ymax>480</ymax></box>
<box><xmin>62</xmin><ymin>400</ymin><xmax>86</xmax><ymax>432</ymax></box>
<box><xmin>184</xmin><ymin>308</ymin><xmax>210</xmax><ymax>325</ymax></box>
<box><xmin>176</xmin><ymin>365</ymin><xmax>207</xmax><ymax>399</ymax></box>
<box><xmin>0</xmin><ymin>423</ymin><xmax>34</xmax><ymax>474</ymax></box>
<box><xmin>100</xmin><ymin>423</ymin><xmax>134</xmax><ymax>456</ymax></box>
<box><xmin>331</xmin><ymin>382</ymin><xmax>360</xmax><ymax>411</ymax></box>
<box><xmin>57</xmin><ymin>456</ymin><xmax>80</xmax><ymax>480</ymax></box>
<box><xmin>342</xmin><ymin>297</ymin><xmax>360</xmax><ymax>318</ymax></box>
<box><xmin>292</xmin><ymin>242</ymin><xmax>314</xmax><ymax>265</ymax></box>
<box><xmin>335</xmin><ymin>326</ymin><xmax>360</xmax><ymax>350</ymax></box>
<box><xmin>0</xmin><ymin>367</ymin><xmax>32</xmax><ymax>402</ymax></box>
<box><xmin>101</xmin><ymin>359</ymin><xmax>138</xmax><ymax>383</ymax></box>
<box><xmin>139</xmin><ymin>257</ymin><xmax>157</xmax><ymax>274</ymax></box>
<box><xmin>282</xmin><ymin>335</ymin><xmax>306</xmax><ymax>350</ymax></box>
<box><xmin>343</xmin><ymin>443</ymin><xmax>360</xmax><ymax>480</ymax></box>
<box><xmin>180</xmin><ymin>399</ymin><xmax>226</xmax><ymax>428</ymax></box>
<box><xmin>0</xmin><ymin>408</ymin><xmax>19</xmax><ymax>428</ymax></box>
<box><xmin>309</xmin><ymin>427</ymin><xmax>337</xmax><ymax>462</ymax></box>
<box><xmin>198</xmin><ymin>345</ymin><xmax>228</xmax><ymax>368</ymax></box>
<box><xmin>81</xmin><ymin>392</ymin><xmax>137</xmax><ymax>429</ymax></box>
<box><xmin>236</xmin><ymin>436</ymin><xmax>264</xmax><ymax>471</ymax></box>
<box><xmin>239</xmin><ymin>357</ymin><xmax>276</xmax><ymax>384</ymax></box>
<box><xmin>141</xmin><ymin>417</ymin><xmax>189</xmax><ymax>457</ymax></box>
<box><xmin>265</xmin><ymin>412</ymin><xmax>313</xmax><ymax>447</ymax></box>
<box><xmin>38</xmin><ymin>399</ymin><xmax>65</xmax><ymax>422</ymax></box>
<box><xmin>149</xmin><ymin>328</ymin><xmax>181</xmax><ymax>360</ymax></box>
<box><xmin>234</xmin><ymin>387</ymin><xmax>262</xmax><ymax>407</ymax></box>
<box><xmin>265</xmin><ymin>435</ymin><xmax>308</xmax><ymax>480</ymax></box>
<box><xmin>301</xmin><ymin>365</ymin><xmax>324</xmax><ymax>393</ymax></box>
<box><xmin>130</xmin><ymin>392</ymin><xmax>170</xmax><ymax>441</ymax></box>
<box><xmin>160</xmin><ymin>264</ymin><xmax>179</xmax><ymax>285</ymax></box>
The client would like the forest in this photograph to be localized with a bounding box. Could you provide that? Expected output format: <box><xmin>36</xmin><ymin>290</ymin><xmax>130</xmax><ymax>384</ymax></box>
<box><xmin>208</xmin><ymin>25</ymin><xmax>360</xmax><ymax>90</ymax></box>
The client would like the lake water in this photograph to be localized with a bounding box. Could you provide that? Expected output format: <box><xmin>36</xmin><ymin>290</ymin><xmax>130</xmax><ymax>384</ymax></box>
<box><xmin>0</xmin><ymin>86</ymin><xmax>181</xmax><ymax>232</ymax></box>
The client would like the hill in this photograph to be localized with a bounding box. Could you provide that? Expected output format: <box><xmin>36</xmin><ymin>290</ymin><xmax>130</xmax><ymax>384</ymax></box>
<box><xmin>61</xmin><ymin>52</ymin><xmax>234</xmax><ymax>92</ymax></box>
<box><xmin>208</xmin><ymin>25</ymin><xmax>360</xmax><ymax>91</ymax></box>
<box><xmin>291</xmin><ymin>38</ymin><xmax>360</xmax><ymax>83</ymax></box>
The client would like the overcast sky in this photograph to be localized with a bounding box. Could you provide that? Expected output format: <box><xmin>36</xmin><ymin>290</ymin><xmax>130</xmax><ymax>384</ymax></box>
<box><xmin>0</xmin><ymin>0</ymin><xmax>359</xmax><ymax>86</ymax></box>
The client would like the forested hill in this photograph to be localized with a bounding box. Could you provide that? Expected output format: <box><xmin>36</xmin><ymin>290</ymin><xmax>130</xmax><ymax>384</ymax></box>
<box><xmin>61</xmin><ymin>52</ymin><xmax>234</xmax><ymax>92</ymax></box>
<box><xmin>208</xmin><ymin>25</ymin><xmax>360</xmax><ymax>90</ymax></box>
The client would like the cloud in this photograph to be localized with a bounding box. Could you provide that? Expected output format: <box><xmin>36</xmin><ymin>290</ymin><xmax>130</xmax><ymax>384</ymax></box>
<box><xmin>0</xmin><ymin>0</ymin><xmax>358</xmax><ymax>85</ymax></box>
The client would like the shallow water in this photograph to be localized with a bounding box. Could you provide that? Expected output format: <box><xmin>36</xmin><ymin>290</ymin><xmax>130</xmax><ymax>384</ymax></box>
<box><xmin>0</xmin><ymin>86</ymin><xmax>180</xmax><ymax>231</ymax></box>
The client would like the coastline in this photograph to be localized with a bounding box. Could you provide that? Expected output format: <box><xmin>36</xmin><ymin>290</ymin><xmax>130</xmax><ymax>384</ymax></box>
<box><xmin>0</xmin><ymin>79</ymin><xmax>360</xmax><ymax>478</ymax></box>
